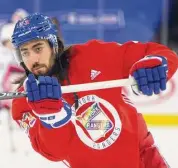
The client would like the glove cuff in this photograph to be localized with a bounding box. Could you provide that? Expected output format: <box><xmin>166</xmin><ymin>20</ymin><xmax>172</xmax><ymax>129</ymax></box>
<box><xmin>28</xmin><ymin>99</ymin><xmax>63</xmax><ymax>114</ymax></box>
<box><xmin>130</xmin><ymin>56</ymin><xmax>163</xmax><ymax>75</ymax></box>
<box><xmin>33</xmin><ymin>100</ymin><xmax>72</xmax><ymax>128</ymax></box>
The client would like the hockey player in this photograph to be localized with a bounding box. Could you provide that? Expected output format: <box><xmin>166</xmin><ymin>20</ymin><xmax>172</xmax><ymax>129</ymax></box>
<box><xmin>11</xmin><ymin>13</ymin><xmax>178</xmax><ymax>168</ymax></box>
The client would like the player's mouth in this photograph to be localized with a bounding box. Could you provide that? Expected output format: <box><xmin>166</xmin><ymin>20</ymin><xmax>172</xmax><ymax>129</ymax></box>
<box><xmin>32</xmin><ymin>65</ymin><xmax>45</xmax><ymax>71</ymax></box>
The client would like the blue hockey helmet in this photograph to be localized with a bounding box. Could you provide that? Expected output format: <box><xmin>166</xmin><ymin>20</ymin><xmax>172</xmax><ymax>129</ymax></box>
<box><xmin>11</xmin><ymin>13</ymin><xmax>60</xmax><ymax>63</ymax></box>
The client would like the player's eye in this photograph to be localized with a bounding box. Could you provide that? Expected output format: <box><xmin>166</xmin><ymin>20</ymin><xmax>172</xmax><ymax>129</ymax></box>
<box><xmin>35</xmin><ymin>47</ymin><xmax>42</xmax><ymax>52</ymax></box>
<box><xmin>21</xmin><ymin>51</ymin><xmax>29</xmax><ymax>57</ymax></box>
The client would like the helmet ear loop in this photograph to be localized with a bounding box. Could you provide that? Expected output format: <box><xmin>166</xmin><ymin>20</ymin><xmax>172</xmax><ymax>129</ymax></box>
<box><xmin>53</xmin><ymin>47</ymin><xmax>58</xmax><ymax>56</ymax></box>
<box><xmin>14</xmin><ymin>49</ymin><xmax>23</xmax><ymax>66</ymax></box>
<box><xmin>53</xmin><ymin>40</ymin><xmax>64</xmax><ymax>60</ymax></box>
<box><xmin>55</xmin><ymin>38</ymin><xmax>64</xmax><ymax>60</ymax></box>
<box><xmin>15</xmin><ymin>50</ymin><xmax>30</xmax><ymax>76</ymax></box>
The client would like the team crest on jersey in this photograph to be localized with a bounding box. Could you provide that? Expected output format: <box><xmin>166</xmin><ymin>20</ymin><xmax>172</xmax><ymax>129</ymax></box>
<box><xmin>71</xmin><ymin>95</ymin><xmax>122</xmax><ymax>150</ymax></box>
<box><xmin>77</xmin><ymin>102</ymin><xmax>113</xmax><ymax>141</ymax></box>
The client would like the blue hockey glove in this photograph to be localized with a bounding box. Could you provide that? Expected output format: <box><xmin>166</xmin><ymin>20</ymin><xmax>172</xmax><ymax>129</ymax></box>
<box><xmin>25</xmin><ymin>74</ymin><xmax>72</xmax><ymax>128</ymax></box>
<box><xmin>130</xmin><ymin>56</ymin><xmax>168</xmax><ymax>96</ymax></box>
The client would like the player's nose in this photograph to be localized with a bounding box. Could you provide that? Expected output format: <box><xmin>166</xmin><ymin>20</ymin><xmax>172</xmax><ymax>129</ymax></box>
<box><xmin>31</xmin><ymin>52</ymin><xmax>40</xmax><ymax>62</ymax></box>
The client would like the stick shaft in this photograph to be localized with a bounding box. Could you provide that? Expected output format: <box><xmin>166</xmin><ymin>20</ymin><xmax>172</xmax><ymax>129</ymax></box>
<box><xmin>62</xmin><ymin>78</ymin><xmax>135</xmax><ymax>93</ymax></box>
<box><xmin>0</xmin><ymin>78</ymin><xmax>136</xmax><ymax>100</ymax></box>
<box><xmin>0</xmin><ymin>92</ymin><xmax>27</xmax><ymax>100</ymax></box>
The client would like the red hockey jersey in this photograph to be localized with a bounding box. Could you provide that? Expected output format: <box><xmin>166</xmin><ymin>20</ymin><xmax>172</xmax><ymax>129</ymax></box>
<box><xmin>12</xmin><ymin>40</ymin><xmax>178</xmax><ymax>168</ymax></box>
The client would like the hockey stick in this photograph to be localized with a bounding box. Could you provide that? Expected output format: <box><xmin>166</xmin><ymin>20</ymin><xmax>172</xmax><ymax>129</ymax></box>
<box><xmin>0</xmin><ymin>77</ymin><xmax>136</xmax><ymax>100</ymax></box>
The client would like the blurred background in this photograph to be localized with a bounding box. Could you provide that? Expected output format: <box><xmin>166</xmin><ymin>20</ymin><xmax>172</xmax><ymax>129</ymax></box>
<box><xmin>0</xmin><ymin>0</ymin><xmax>177</xmax><ymax>167</ymax></box>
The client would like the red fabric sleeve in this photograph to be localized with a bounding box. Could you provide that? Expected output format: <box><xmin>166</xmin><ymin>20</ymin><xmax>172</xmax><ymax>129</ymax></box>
<box><xmin>121</xmin><ymin>41</ymin><xmax>178</xmax><ymax>80</ymax></box>
<box><xmin>138</xmin><ymin>113</ymin><xmax>170</xmax><ymax>168</ymax></box>
<box><xmin>12</xmin><ymin>96</ymin><xmax>75</xmax><ymax>162</ymax></box>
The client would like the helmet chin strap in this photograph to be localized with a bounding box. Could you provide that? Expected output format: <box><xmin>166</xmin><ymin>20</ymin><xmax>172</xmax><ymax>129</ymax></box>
<box><xmin>20</xmin><ymin>62</ymin><xmax>30</xmax><ymax>76</ymax></box>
